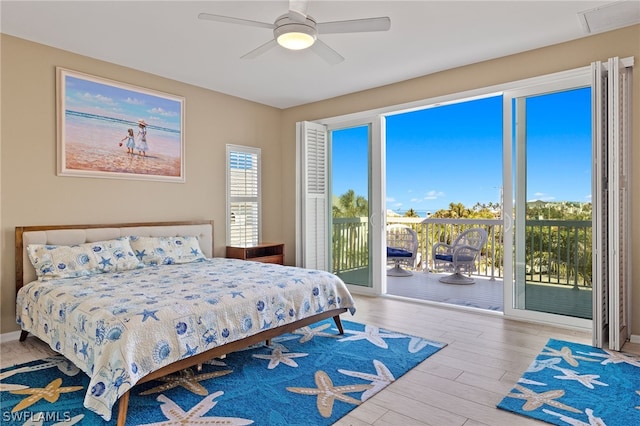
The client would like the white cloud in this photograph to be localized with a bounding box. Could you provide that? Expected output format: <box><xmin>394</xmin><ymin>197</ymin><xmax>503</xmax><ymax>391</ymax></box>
<box><xmin>531</xmin><ymin>192</ymin><xmax>555</xmax><ymax>201</ymax></box>
<box><xmin>424</xmin><ymin>190</ymin><xmax>445</xmax><ymax>200</ymax></box>
<box><xmin>80</xmin><ymin>92</ymin><xmax>116</xmax><ymax>106</ymax></box>
<box><xmin>150</xmin><ymin>107</ymin><xmax>177</xmax><ymax>117</ymax></box>
<box><xmin>125</xmin><ymin>97</ymin><xmax>145</xmax><ymax>105</ymax></box>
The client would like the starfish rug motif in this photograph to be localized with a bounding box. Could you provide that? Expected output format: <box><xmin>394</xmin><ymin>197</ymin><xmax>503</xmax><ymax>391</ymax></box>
<box><xmin>1</xmin><ymin>319</ymin><xmax>446</xmax><ymax>425</ymax></box>
<box><xmin>498</xmin><ymin>338</ymin><xmax>640</xmax><ymax>426</ymax></box>
<box><xmin>9</xmin><ymin>378</ymin><xmax>84</xmax><ymax>412</ymax></box>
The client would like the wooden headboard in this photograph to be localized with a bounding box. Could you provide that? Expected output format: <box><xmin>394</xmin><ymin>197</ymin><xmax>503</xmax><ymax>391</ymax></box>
<box><xmin>15</xmin><ymin>220</ymin><xmax>214</xmax><ymax>293</ymax></box>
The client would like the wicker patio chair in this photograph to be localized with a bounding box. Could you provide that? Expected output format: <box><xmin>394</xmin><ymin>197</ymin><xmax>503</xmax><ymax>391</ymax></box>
<box><xmin>432</xmin><ymin>228</ymin><xmax>487</xmax><ymax>284</ymax></box>
<box><xmin>386</xmin><ymin>224</ymin><xmax>419</xmax><ymax>276</ymax></box>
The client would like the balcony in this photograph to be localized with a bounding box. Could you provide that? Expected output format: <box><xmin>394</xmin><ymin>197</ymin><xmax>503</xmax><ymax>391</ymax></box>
<box><xmin>332</xmin><ymin>217</ymin><xmax>593</xmax><ymax>318</ymax></box>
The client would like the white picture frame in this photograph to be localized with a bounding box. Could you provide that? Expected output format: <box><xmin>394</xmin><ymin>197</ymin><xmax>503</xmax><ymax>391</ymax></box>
<box><xmin>57</xmin><ymin>67</ymin><xmax>185</xmax><ymax>182</ymax></box>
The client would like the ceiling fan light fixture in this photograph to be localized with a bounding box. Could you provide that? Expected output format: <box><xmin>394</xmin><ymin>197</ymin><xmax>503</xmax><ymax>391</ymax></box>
<box><xmin>198</xmin><ymin>7</ymin><xmax>390</xmax><ymax>63</ymax></box>
<box><xmin>274</xmin><ymin>23</ymin><xmax>317</xmax><ymax>50</ymax></box>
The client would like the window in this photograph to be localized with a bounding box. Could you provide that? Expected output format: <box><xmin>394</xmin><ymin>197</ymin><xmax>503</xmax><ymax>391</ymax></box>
<box><xmin>226</xmin><ymin>145</ymin><xmax>261</xmax><ymax>246</ymax></box>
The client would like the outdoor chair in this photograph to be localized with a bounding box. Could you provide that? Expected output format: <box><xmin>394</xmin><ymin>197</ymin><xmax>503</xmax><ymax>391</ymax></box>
<box><xmin>432</xmin><ymin>228</ymin><xmax>488</xmax><ymax>284</ymax></box>
<box><xmin>387</xmin><ymin>224</ymin><xmax>419</xmax><ymax>276</ymax></box>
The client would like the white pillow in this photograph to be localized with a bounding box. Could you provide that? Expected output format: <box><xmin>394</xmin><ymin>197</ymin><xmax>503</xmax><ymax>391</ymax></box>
<box><xmin>27</xmin><ymin>237</ymin><xmax>143</xmax><ymax>281</ymax></box>
<box><xmin>128</xmin><ymin>235</ymin><xmax>206</xmax><ymax>266</ymax></box>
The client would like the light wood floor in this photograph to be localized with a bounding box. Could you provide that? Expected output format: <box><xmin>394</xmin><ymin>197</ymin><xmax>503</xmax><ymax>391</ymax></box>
<box><xmin>2</xmin><ymin>295</ymin><xmax>638</xmax><ymax>426</ymax></box>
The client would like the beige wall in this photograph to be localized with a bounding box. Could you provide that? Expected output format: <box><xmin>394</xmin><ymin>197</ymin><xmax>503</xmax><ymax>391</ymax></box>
<box><xmin>281</xmin><ymin>25</ymin><xmax>640</xmax><ymax>334</ymax></box>
<box><xmin>0</xmin><ymin>35</ymin><xmax>283</xmax><ymax>333</ymax></box>
<box><xmin>2</xmin><ymin>25</ymin><xmax>639</xmax><ymax>336</ymax></box>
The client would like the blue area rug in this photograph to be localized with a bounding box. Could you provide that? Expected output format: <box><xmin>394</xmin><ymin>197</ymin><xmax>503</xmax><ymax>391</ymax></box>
<box><xmin>0</xmin><ymin>319</ymin><xmax>446</xmax><ymax>425</ymax></box>
<box><xmin>497</xmin><ymin>338</ymin><xmax>640</xmax><ymax>425</ymax></box>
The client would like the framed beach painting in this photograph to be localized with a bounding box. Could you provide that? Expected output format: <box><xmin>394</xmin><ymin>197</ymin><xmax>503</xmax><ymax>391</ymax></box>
<box><xmin>57</xmin><ymin>67</ymin><xmax>185</xmax><ymax>182</ymax></box>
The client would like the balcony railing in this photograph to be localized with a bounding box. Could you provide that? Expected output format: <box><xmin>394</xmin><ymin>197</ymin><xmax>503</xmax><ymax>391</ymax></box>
<box><xmin>331</xmin><ymin>217</ymin><xmax>592</xmax><ymax>288</ymax></box>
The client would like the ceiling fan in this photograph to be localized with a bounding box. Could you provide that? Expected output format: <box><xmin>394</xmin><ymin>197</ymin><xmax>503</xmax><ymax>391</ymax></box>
<box><xmin>198</xmin><ymin>0</ymin><xmax>391</xmax><ymax>65</ymax></box>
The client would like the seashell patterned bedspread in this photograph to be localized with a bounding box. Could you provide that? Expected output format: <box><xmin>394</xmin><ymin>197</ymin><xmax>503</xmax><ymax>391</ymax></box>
<box><xmin>16</xmin><ymin>257</ymin><xmax>356</xmax><ymax>421</ymax></box>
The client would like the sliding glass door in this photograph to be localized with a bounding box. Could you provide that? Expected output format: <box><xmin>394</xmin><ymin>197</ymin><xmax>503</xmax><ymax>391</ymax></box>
<box><xmin>328</xmin><ymin>119</ymin><xmax>384</xmax><ymax>293</ymax></box>
<box><xmin>504</xmin><ymin>75</ymin><xmax>593</xmax><ymax>327</ymax></box>
<box><xmin>299</xmin><ymin>59</ymin><xmax>631</xmax><ymax>341</ymax></box>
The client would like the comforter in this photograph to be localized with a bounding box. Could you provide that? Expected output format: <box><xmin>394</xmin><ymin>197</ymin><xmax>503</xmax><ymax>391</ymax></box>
<box><xmin>16</xmin><ymin>258</ymin><xmax>356</xmax><ymax>420</ymax></box>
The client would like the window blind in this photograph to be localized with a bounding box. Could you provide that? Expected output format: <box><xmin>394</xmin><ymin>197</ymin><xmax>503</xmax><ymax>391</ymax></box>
<box><xmin>227</xmin><ymin>145</ymin><xmax>261</xmax><ymax>246</ymax></box>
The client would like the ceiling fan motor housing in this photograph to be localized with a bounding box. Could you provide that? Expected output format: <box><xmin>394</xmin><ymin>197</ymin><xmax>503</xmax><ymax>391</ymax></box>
<box><xmin>274</xmin><ymin>14</ymin><xmax>318</xmax><ymax>49</ymax></box>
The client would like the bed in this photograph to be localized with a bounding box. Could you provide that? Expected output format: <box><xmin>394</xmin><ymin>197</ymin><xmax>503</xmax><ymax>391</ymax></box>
<box><xmin>14</xmin><ymin>220</ymin><xmax>356</xmax><ymax>425</ymax></box>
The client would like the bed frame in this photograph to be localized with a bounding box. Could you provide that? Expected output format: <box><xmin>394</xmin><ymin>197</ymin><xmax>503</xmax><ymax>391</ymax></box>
<box><xmin>15</xmin><ymin>220</ymin><xmax>347</xmax><ymax>425</ymax></box>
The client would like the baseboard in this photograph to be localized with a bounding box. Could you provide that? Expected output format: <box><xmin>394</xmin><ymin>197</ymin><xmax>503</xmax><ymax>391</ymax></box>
<box><xmin>0</xmin><ymin>331</ymin><xmax>22</xmax><ymax>344</ymax></box>
<box><xmin>630</xmin><ymin>334</ymin><xmax>640</xmax><ymax>344</ymax></box>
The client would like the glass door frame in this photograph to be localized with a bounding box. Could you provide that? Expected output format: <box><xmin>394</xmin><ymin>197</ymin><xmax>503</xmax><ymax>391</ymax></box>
<box><xmin>325</xmin><ymin>116</ymin><xmax>385</xmax><ymax>296</ymax></box>
<box><xmin>503</xmin><ymin>72</ymin><xmax>593</xmax><ymax>329</ymax></box>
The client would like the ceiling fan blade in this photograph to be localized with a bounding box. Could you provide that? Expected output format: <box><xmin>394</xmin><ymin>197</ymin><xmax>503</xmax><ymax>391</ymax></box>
<box><xmin>317</xmin><ymin>17</ymin><xmax>391</xmax><ymax>34</ymax></box>
<box><xmin>309</xmin><ymin>39</ymin><xmax>344</xmax><ymax>65</ymax></box>
<box><xmin>288</xmin><ymin>0</ymin><xmax>309</xmax><ymax>23</ymax></box>
<box><xmin>241</xmin><ymin>39</ymin><xmax>278</xmax><ymax>60</ymax></box>
<box><xmin>198</xmin><ymin>12</ymin><xmax>274</xmax><ymax>30</ymax></box>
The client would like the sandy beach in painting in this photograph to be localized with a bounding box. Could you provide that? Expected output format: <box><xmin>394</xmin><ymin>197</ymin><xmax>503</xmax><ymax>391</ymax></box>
<box><xmin>63</xmin><ymin>112</ymin><xmax>181</xmax><ymax>178</ymax></box>
<box><xmin>65</xmin><ymin>143</ymin><xmax>181</xmax><ymax>177</ymax></box>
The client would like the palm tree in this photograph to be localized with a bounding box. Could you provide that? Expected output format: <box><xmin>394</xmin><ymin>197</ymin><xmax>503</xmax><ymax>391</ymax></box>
<box><xmin>473</xmin><ymin>202</ymin><xmax>488</xmax><ymax>211</ymax></box>
<box><xmin>432</xmin><ymin>202</ymin><xmax>470</xmax><ymax>219</ymax></box>
<box><xmin>332</xmin><ymin>189</ymin><xmax>369</xmax><ymax>271</ymax></box>
<box><xmin>333</xmin><ymin>189</ymin><xmax>368</xmax><ymax>218</ymax></box>
<box><xmin>404</xmin><ymin>208</ymin><xmax>419</xmax><ymax>217</ymax></box>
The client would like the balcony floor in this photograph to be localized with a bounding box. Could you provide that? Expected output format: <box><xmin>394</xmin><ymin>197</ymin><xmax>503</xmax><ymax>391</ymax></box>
<box><xmin>387</xmin><ymin>270</ymin><xmax>504</xmax><ymax>312</ymax></box>
<box><xmin>386</xmin><ymin>269</ymin><xmax>593</xmax><ymax>319</ymax></box>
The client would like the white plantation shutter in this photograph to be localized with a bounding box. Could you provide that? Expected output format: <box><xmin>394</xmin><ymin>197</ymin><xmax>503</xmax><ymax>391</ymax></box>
<box><xmin>606</xmin><ymin>57</ymin><xmax>632</xmax><ymax>351</ymax></box>
<box><xmin>296</xmin><ymin>121</ymin><xmax>329</xmax><ymax>270</ymax></box>
<box><xmin>591</xmin><ymin>57</ymin><xmax>633</xmax><ymax>350</ymax></box>
<box><xmin>592</xmin><ymin>60</ymin><xmax>609</xmax><ymax>349</ymax></box>
<box><xmin>226</xmin><ymin>145</ymin><xmax>261</xmax><ymax>246</ymax></box>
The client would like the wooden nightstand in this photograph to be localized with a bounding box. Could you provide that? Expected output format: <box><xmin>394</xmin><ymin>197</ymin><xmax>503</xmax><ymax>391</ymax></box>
<box><xmin>226</xmin><ymin>243</ymin><xmax>284</xmax><ymax>265</ymax></box>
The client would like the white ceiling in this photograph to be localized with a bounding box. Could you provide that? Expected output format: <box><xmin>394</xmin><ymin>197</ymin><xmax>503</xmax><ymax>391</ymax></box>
<box><xmin>2</xmin><ymin>1</ymin><xmax>639</xmax><ymax>109</ymax></box>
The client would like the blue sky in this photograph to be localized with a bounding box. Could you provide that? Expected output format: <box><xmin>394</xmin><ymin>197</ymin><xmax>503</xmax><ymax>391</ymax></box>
<box><xmin>331</xmin><ymin>88</ymin><xmax>592</xmax><ymax>216</ymax></box>
<box><xmin>64</xmin><ymin>74</ymin><xmax>182</xmax><ymax>131</ymax></box>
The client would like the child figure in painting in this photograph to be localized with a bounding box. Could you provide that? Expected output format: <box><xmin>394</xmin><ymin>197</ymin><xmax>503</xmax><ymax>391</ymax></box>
<box><xmin>120</xmin><ymin>128</ymin><xmax>135</xmax><ymax>154</ymax></box>
<box><xmin>136</xmin><ymin>119</ymin><xmax>149</xmax><ymax>156</ymax></box>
